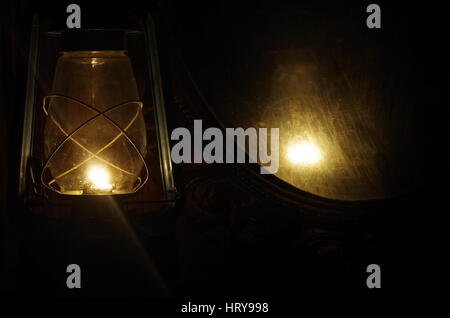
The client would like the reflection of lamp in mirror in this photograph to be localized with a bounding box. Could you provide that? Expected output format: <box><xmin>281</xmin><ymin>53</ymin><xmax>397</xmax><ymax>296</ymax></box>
<box><xmin>41</xmin><ymin>31</ymin><xmax>148</xmax><ymax>195</ymax></box>
<box><xmin>286</xmin><ymin>140</ymin><xmax>322</xmax><ymax>165</ymax></box>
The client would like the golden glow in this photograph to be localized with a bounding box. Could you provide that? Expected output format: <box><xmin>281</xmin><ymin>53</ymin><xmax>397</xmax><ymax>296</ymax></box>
<box><xmin>90</xmin><ymin>57</ymin><xmax>102</xmax><ymax>66</ymax></box>
<box><xmin>87</xmin><ymin>166</ymin><xmax>112</xmax><ymax>191</ymax></box>
<box><xmin>287</xmin><ymin>141</ymin><xmax>322</xmax><ymax>165</ymax></box>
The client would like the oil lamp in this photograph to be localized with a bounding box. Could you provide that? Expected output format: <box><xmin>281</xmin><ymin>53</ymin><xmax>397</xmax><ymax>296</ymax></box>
<box><xmin>18</xmin><ymin>15</ymin><xmax>176</xmax><ymax>215</ymax></box>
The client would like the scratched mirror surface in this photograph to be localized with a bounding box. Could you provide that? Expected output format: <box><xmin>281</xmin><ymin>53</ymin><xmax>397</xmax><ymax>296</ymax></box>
<box><xmin>173</xmin><ymin>1</ymin><xmax>424</xmax><ymax>201</ymax></box>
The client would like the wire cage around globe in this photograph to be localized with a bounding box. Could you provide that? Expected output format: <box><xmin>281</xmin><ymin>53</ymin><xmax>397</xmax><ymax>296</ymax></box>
<box><xmin>40</xmin><ymin>50</ymin><xmax>149</xmax><ymax>195</ymax></box>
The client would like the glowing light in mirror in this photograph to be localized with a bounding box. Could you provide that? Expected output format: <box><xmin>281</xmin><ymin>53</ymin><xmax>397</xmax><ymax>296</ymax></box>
<box><xmin>287</xmin><ymin>141</ymin><xmax>322</xmax><ymax>165</ymax></box>
<box><xmin>87</xmin><ymin>166</ymin><xmax>112</xmax><ymax>192</ymax></box>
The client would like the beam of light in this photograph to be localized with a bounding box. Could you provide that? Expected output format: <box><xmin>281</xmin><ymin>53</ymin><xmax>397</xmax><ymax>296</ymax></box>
<box><xmin>105</xmin><ymin>196</ymin><xmax>173</xmax><ymax>297</ymax></box>
<box><xmin>286</xmin><ymin>141</ymin><xmax>322</xmax><ymax>165</ymax></box>
<box><xmin>87</xmin><ymin>165</ymin><xmax>112</xmax><ymax>191</ymax></box>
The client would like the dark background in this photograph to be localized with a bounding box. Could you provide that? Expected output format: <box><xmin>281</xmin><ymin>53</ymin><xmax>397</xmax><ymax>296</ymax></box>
<box><xmin>0</xmin><ymin>0</ymin><xmax>445</xmax><ymax>311</ymax></box>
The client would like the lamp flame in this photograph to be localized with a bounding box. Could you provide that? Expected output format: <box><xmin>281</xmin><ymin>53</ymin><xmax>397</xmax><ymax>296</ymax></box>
<box><xmin>87</xmin><ymin>166</ymin><xmax>112</xmax><ymax>191</ymax></box>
